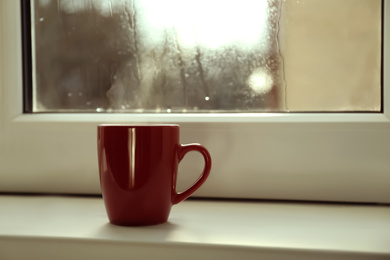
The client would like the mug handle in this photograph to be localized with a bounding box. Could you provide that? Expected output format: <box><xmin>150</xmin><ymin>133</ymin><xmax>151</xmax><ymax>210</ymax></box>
<box><xmin>172</xmin><ymin>143</ymin><xmax>212</xmax><ymax>205</ymax></box>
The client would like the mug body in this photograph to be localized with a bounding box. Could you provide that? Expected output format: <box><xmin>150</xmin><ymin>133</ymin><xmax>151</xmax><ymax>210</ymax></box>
<box><xmin>98</xmin><ymin>124</ymin><xmax>180</xmax><ymax>226</ymax></box>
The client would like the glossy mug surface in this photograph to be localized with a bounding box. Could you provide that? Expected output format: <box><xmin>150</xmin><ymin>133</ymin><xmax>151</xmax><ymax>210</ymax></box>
<box><xmin>97</xmin><ymin>124</ymin><xmax>212</xmax><ymax>226</ymax></box>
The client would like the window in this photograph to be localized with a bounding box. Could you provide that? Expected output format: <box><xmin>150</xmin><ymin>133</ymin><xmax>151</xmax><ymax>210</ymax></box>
<box><xmin>1</xmin><ymin>0</ymin><xmax>390</xmax><ymax>203</ymax></box>
<box><xmin>30</xmin><ymin>0</ymin><xmax>381</xmax><ymax>113</ymax></box>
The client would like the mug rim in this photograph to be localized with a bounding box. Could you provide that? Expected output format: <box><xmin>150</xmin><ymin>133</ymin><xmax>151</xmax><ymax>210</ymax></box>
<box><xmin>98</xmin><ymin>124</ymin><xmax>179</xmax><ymax>128</ymax></box>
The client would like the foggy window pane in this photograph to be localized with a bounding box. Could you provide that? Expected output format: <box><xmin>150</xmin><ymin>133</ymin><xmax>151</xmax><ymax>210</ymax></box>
<box><xmin>30</xmin><ymin>0</ymin><xmax>381</xmax><ymax>112</ymax></box>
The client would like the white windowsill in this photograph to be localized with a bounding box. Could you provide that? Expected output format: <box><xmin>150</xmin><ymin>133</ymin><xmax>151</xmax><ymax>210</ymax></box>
<box><xmin>0</xmin><ymin>195</ymin><xmax>389</xmax><ymax>260</ymax></box>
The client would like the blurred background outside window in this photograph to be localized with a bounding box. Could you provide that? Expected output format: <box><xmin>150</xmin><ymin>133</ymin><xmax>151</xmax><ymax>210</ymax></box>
<box><xmin>30</xmin><ymin>0</ymin><xmax>382</xmax><ymax>113</ymax></box>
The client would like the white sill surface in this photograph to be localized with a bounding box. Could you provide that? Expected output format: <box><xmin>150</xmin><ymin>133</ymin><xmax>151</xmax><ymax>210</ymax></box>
<box><xmin>0</xmin><ymin>195</ymin><xmax>389</xmax><ymax>260</ymax></box>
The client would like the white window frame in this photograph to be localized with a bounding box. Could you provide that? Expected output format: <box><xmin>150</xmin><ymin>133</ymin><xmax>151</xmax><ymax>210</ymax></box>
<box><xmin>1</xmin><ymin>0</ymin><xmax>389</xmax><ymax>203</ymax></box>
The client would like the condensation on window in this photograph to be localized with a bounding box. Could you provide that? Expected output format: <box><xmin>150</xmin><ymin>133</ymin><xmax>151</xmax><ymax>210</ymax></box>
<box><xmin>31</xmin><ymin>0</ymin><xmax>381</xmax><ymax>112</ymax></box>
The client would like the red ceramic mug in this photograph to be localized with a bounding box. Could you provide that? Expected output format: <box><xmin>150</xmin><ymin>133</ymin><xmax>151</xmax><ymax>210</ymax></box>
<box><xmin>97</xmin><ymin>124</ymin><xmax>212</xmax><ymax>226</ymax></box>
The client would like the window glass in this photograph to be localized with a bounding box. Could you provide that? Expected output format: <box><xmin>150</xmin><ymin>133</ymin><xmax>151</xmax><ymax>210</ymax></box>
<box><xmin>30</xmin><ymin>0</ymin><xmax>381</xmax><ymax>112</ymax></box>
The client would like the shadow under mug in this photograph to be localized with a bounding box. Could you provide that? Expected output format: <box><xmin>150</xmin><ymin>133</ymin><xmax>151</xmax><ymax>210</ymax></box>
<box><xmin>97</xmin><ymin>124</ymin><xmax>212</xmax><ymax>226</ymax></box>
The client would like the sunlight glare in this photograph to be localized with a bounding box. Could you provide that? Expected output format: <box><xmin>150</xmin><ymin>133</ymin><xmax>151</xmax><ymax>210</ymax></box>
<box><xmin>137</xmin><ymin>0</ymin><xmax>270</xmax><ymax>50</ymax></box>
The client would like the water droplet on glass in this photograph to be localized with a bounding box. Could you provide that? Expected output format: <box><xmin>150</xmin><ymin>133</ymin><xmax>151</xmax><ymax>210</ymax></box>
<box><xmin>167</xmin><ymin>108</ymin><xmax>172</xmax><ymax>113</ymax></box>
<box><xmin>39</xmin><ymin>17</ymin><xmax>44</xmax><ymax>22</ymax></box>
<box><xmin>205</xmin><ymin>96</ymin><xmax>210</xmax><ymax>101</ymax></box>
<box><xmin>86</xmin><ymin>101</ymin><xmax>91</xmax><ymax>106</ymax></box>
<box><xmin>96</xmin><ymin>108</ymin><xmax>104</xmax><ymax>112</ymax></box>
<box><xmin>67</xmin><ymin>92</ymin><xmax>73</xmax><ymax>97</ymax></box>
